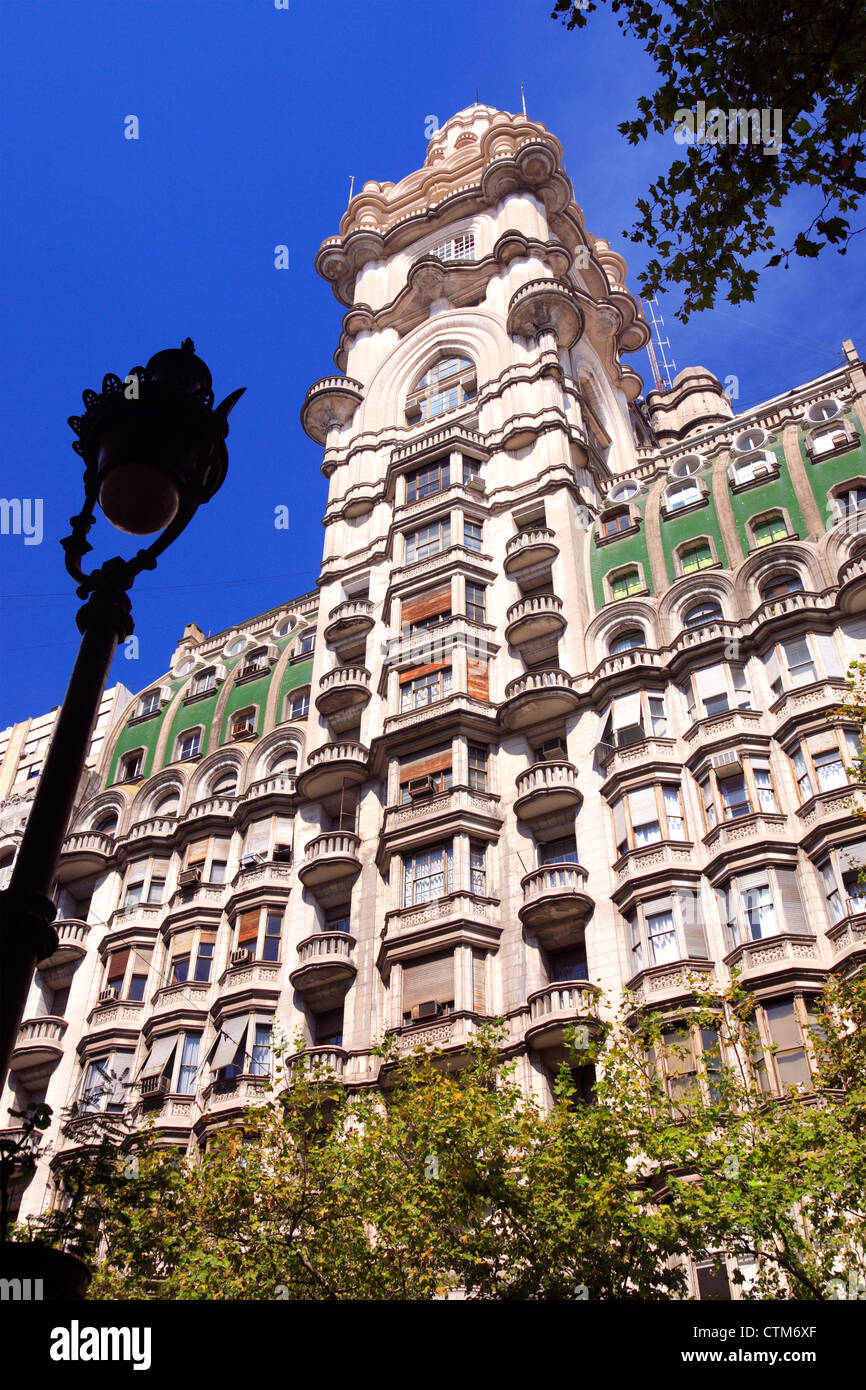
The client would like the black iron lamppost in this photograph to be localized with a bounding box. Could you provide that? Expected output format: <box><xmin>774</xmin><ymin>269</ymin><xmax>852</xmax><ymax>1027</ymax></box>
<box><xmin>0</xmin><ymin>339</ymin><xmax>244</xmax><ymax>1089</ymax></box>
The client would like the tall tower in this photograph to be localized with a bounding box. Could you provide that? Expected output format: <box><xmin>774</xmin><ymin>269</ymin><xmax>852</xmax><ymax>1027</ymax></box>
<box><xmin>297</xmin><ymin>105</ymin><xmax>654</xmax><ymax>1097</ymax></box>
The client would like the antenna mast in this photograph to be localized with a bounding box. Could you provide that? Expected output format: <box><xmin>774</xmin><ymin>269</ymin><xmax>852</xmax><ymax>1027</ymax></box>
<box><xmin>640</xmin><ymin>296</ymin><xmax>677</xmax><ymax>391</ymax></box>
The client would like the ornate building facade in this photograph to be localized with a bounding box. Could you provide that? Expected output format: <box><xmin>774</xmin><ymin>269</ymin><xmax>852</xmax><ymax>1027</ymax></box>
<box><xmin>4</xmin><ymin>110</ymin><xmax>866</xmax><ymax>1295</ymax></box>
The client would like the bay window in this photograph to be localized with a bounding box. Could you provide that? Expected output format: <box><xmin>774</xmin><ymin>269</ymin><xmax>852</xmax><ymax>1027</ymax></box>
<box><xmin>624</xmin><ymin>889</ymin><xmax>708</xmax><ymax>974</ymax></box>
<box><xmin>612</xmin><ymin>783</ymin><xmax>686</xmax><ymax>855</ymax></box>
<box><xmin>406</xmin><ymin>457</ymin><xmax>448</xmax><ymax>503</ymax></box>
<box><xmin>404</xmin><ymin>844</ymin><xmax>454</xmax><ymax>905</ymax></box>
<box><xmin>789</xmin><ymin>730</ymin><xmax>860</xmax><ymax>801</ymax></box>
<box><xmin>121</xmin><ymin>858</ymin><xmax>168</xmax><ymax>910</ymax></box>
<box><xmin>405</xmin><ymin>517</ymin><xmax>451</xmax><ymax>563</ymax></box>
<box><xmin>762</xmin><ymin>632</ymin><xmax>843</xmax><ymax>696</ymax></box>
<box><xmin>232</xmin><ymin>907</ymin><xmax>284</xmax><ymax>962</ymax></box>
<box><xmin>401</xmin><ymin>951</ymin><xmax>455</xmax><ymax>1025</ymax></box>
<box><xmin>167</xmin><ymin>927</ymin><xmax>216</xmax><ymax>985</ymax></box>
<box><xmin>79</xmin><ymin>1050</ymin><xmax>134</xmax><ymax>1114</ymax></box>
<box><xmin>818</xmin><ymin>842</ymin><xmax>866</xmax><ymax>923</ymax></box>
<box><xmin>103</xmin><ymin>946</ymin><xmax>152</xmax><ymax>1002</ymax></box>
<box><xmin>399</xmin><ymin>745</ymin><xmax>453</xmax><ymax>802</ymax></box>
<box><xmin>648</xmin><ymin>1024</ymin><xmax>722</xmax><ymax>1110</ymax></box>
<box><xmin>599</xmin><ymin>690</ymin><xmax>668</xmax><ymax>758</ymax></box>
<box><xmin>683</xmin><ymin>662</ymin><xmax>752</xmax><ymax>722</ymax></box>
<box><xmin>208</xmin><ymin>1013</ymin><xmax>274</xmax><ymax>1083</ymax></box>
<box><xmin>746</xmin><ymin>995</ymin><xmax>819</xmax><ymax>1093</ymax></box>
<box><xmin>717</xmin><ymin>865</ymin><xmax>807</xmax><ymax>949</ymax></box>
<box><xmin>699</xmin><ymin>753</ymin><xmax>777</xmax><ymax>828</ymax></box>
<box><xmin>400</xmin><ymin>665</ymin><xmax>452</xmax><ymax>711</ymax></box>
<box><xmin>182</xmin><ymin>836</ymin><xmax>231</xmax><ymax>884</ymax></box>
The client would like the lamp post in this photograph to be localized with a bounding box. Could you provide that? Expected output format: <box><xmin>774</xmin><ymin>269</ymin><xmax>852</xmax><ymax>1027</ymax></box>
<box><xmin>0</xmin><ymin>339</ymin><xmax>244</xmax><ymax>1090</ymax></box>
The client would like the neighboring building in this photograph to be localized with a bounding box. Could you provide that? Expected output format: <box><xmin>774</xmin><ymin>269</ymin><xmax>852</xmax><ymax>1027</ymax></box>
<box><xmin>0</xmin><ymin>684</ymin><xmax>132</xmax><ymax>890</ymax></box>
<box><xmin>4</xmin><ymin>107</ymin><xmax>866</xmax><ymax>1299</ymax></box>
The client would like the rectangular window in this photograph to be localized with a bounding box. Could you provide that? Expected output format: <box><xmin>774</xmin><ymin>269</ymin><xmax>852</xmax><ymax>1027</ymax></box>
<box><xmin>720</xmin><ymin>773</ymin><xmax>751</xmax><ymax>820</ymax></box>
<box><xmin>663</xmin><ymin>785</ymin><xmax>685</xmax><ymax>838</ymax></box>
<box><xmin>537</xmin><ymin>836</ymin><xmax>579</xmax><ymax>866</ymax></box>
<box><xmin>178</xmin><ymin>731</ymin><xmax>201</xmax><ymax>760</ymax></box>
<box><xmin>626</xmin><ymin>911</ymin><xmax>643</xmax><ymax>971</ymax></box>
<box><xmin>193</xmin><ymin>939</ymin><xmax>214</xmax><ymax>983</ymax></box>
<box><xmin>399</xmin><ymin>667</ymin><xmax>452</xmax><ymax>711</ymax></box>
<box><xmin>178</xmin><ymin>1034</ymin><xmax>201</xmax><ymax>1094</ymax></box>
<box><xmin>146</xmin><ymin>876</ymin><xmax>165</xmax><ymax>905</ymax></box>
<box><xmin>262</xmin><ymin>912</ymin><xmax>282</xmax><ymax>962</ymax></box>
<box><xmin>468</xmin><ymin>743</ymin><xmax>488</xmax><ymax>791</ymax></box>
<box><xmin>405</xmin><ymin>519</ymin><xmax>451</xmax><ymax>563</ymax></box>
<box><xmin>462</xmin><ymin>457</ymin><xmax>481</xmax><ymax>486</ymax></box>
<box><xmin>792</xmin><ymin>746</ymin><xmax>813</xmax><ymax>800</ymax></box>
<box><xmin>742</xmin><ymin>881</ymin><xmax>777</xmax><ymax>940</ymax></box>
<box><xmin>784</xmin><ymin>637</ymin><xmax>817</xmax><ymax>687</ymax></box>
<box><xmin>763</xmin><ymin>999</ymin><xmax>811</xmax><ymax>1089</ymax></box>
<box><xmin>406</xmin><ymin>459</ymin><xmax>448</xmax><ymax>502</ymax></box>
<box><xmin>466</xmin><ymin>582</ymin><xmax>486</xmax><ymax>623</ymax></box>
<box><xmin>127</xmin><ymin>974</ymin><xmax>147</xmax><ymax>1002</ymax></box>
<box><xmin>250</xmin><ymin>1023</ymin><xmax>272</xmax><ymax>1077</ymax></box>
<box><xmin>139</xmin><ymin>691</ymin><xmax>161</xmax><ymax>715</ymax></box>
<box><xmin>463</xmin><ymin>518</ymin><xmax>483</xmax><ymax>553</ymax></box>
<box><xmin>404</xmin><ymin>845</ymin><xmax>454</xmax><ymax>906</ymax></box>
<box><xmin>289</xmin><ymin>691</ymin><xmax>310</xmax><ymax>719</ymax></box>
<box><xmin>171</xmin><ymin>953</ymin><xmax>190</xmax><ymax>985</ymax></box>
<box><xmin>470</xmin><ymin>842</ymin><xmax>486</xmax><ymax>896</ymax></box>
<box><xmin>647</xmin><ymin>906</ymin><xmax>678</xmax><ymax>964</ymax></box>
<box><xmin>814</xmin><ymin>747</ymin><xmax>846</xmax><ymax>790</ymax></box>
<box><xmin>752</xmin><ymin>760</ymin><xmax>777</xmax><ymax>812</ymax></box>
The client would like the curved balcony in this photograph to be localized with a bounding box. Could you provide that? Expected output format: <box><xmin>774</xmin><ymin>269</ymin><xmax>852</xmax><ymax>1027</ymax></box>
<box><xmin>505</xmin><ymin>593</ymin><xmax>566</xmax><ymax>646</ymax></box>
<box><xmin>838</xmin><ymin>552</ymin><xmax>866</xmax><ymax>613</ymax></box>
<box><xmin>55</xmin><ymin>830</ymin><xmax>115</xmax><ymax>880</ymax></box>
<box><xmin>499</xmin><ymin>668</ymin><xmax>579</xmax><ymax>730</ymax></box>
<box><xmin>518</xmin><ymin>864</ymin><xmax>593</xmax><ymax>947</ymax></box>
<box><xmin>300</xmin><ymin>375</ymin><xmax>364</xmax><ymax>447</ymax></box>
<box><xmin>506</xmin><ymin>277</ymin><xmax>583</xmax><ymax>348</ymax></box>
<box><xmin>9</xmin><ymin>1016</ymin><xmax>67</xmax><ymax>1075</ymax></box>
<box><xmin>120</xmin><ymin>815</ymin><xmax>179</xmax><ymax>850</ymax></box>
<box><xmin>298</xmin><ymin>741</ymin><xmax>369</xmax><ymax>800</ymax></box>
<box><xmin>525</xmin><ymin>982</ymin><xmax>600</xmax><ymax>1051</ymax></box>
<box><xmin>184</xmin><ymin>794</ymin><xmax>238</xmax><ymax>826</ymax></box>
<box><xmin>315</xmin><ymin>665</ymin><xmax>372</xmax><ymax>716</ymax></box>
<box><xmin>324</xmin><ymin>598</ymin><xmax>375</xmax><ymax>646</ymax></box>
<box><xmin>285</xmin><ymin>1046</ymin><xmax>347</xmax><ymax>1082</ymax></box>
<box><xmin>724</xmin><ymin>932</ymin><xmax>824</xmax><ymax>987</ymax></box>
<box><xmin>504</xmin><ymin>527</ymin><xmax>559</xmax><ymax>577</ymax></box>
<box><xmin>514</xmin><ymin>761</ymin><xmax>581</xmax><ymax>821</ymax></box>
<box><xmin>298</xmin><ymin>832</ymin><xmax>361</xmax><ymax>891</ymax></box>
<box><xmin>37</xmin><ymin>918</ymin><xmax>90</xmax><ymax>971</ymax></box>
<box><xmin>290</xmin><ymin>932</ymin><xmax>357</xmax><ymax>997</ymax></box>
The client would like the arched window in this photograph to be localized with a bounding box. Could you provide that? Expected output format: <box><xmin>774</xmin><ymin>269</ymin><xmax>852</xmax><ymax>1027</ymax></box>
<box><xmin>275</xmin><ymin>617</ymin><xmax>295</xmax><ymax>637</ymax></box>
<box><xmin>226</xmin><ymin>637</ymin><xmax>247</xmax><ymax>657</ymax></box>
<box><xmin>684</xmin><ymin>599</ymin><xmax>723</xmax><ymax>628</ymax></box>
<box><xmin>760</xmin><ymin>571</ymin><xmax>804</xmax><ymax>602</ymax></box>
<box><xmin>94</xmin><ymin>812</ymin><xmax>118</xmax><ymax>837</ymax></box>
<box><xmin>752</xmin><ymin>513</ymin><xmax>789</xmax><ymax>547</ymax></box>
<box><xmin>270</xmin><ymin>749</ymin><xmax>298</xmax><ymax>776</ymax></box>
<box><xmin>610</xmin><ymin>568</ymin><xmax>643</xmax><ymax>601</ymax></box>
<box><xmin>153</xmin><ymin>792</ymin><xmax>180</xmax><ymax>817</ymax></box>
<box><xmin>406</xmin><ymin>356</ymin><xmax>476</xmax><ymax>424</ymax></box>
<box><xmin>609</xmin><ymin>628</ymin><xmax>645</xmax><ymax>655</ymax></box>
<box><xmin>679</xmin><ymin>540</ymin><xmax>714</xmax><ymax>574</ymax></box>
<box><xmin>211</xmin><ymin>771</ymin><xmax>238</xmax><ymax>796</ymax></box>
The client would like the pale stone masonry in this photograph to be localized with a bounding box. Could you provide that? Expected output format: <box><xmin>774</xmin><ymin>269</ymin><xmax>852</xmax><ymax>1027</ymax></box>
<box><xmin>3</xmin><ymin>110</ymin><xmax>866</xmax><ymax>1303</ymax></box>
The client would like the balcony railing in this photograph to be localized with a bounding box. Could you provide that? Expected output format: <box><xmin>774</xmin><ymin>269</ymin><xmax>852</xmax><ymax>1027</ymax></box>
<box><xmin>505</xmin><ymin>593</ymin><xmax>566</xmax><ymax>645</ymax></box>
<box><xmin>298</xmin><ymin>832</ymin><xmax>361</xmax><ymax>890</ymax></box>
<box><xmin>514</xmin><ymin>761</ymin><xmax>580</xmax><ymax>820</ymax></box>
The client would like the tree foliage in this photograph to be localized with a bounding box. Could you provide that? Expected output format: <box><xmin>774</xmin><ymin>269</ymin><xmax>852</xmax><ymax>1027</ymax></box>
<box><xmin>552</xmin><ymin>1</ymin><xmax>866</xmax><ymax>320</ymax></box>
<box><xmin>20</xmin><ymin>977</ymin><xmax>866</xmax><ymax>1300</ymax></box>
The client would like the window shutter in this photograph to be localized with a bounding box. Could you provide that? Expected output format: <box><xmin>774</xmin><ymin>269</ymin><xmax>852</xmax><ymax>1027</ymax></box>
<box><xmin>761</xmin><ymin>646</ymin><xmax>781</xmax><ymax>691</ymax></box>
<box><xmin>612</xmin><ymin>798</ymin><xmax>626</xmax><ymax>849</ymax></box>
<box><xmin>773</xmin><ymin>867</ymin><xmax>809</xmax><ymax>934</ymax></box>
<box><xmin>628</xmin><ymin>786</ymin><xmax>659</xmax><ymax>826</ymax></box>
<box><xmin>245</xmin><ymin>820</ymin><xmax>271</xmax><ymax>854</ymax></box>
<box><xmin>402</xmin><ymin>586</ymin><xmax>451</xmax><ymax>626</ymax></box>
<box><xmin>399</xmin><ymin>659</ymin><xmax>450</xmax><ymax>684</ymax></box>
<box><xmin>171</xmin><ymin>929</ymin><xmax>194</xmax><ymax>957</ymax></box>
<box><xmin>400</xmin><ymin>745</ymin><xmax>453</xmax><ymax>780</ymax></box>
<box><xmin>108</xmin><ymin>948</ymin><xmax>131</xmax><ymax>978</ymax></box>
<box><xmin>211</xmin><ymin>836</ymin><xmax>231</xmax><ymax>859</ymax></box>
<box><xmin>210</xmin><ymin>1015</ymin><xmax>249</xmax><ymax>1070</ymax></box>
<box><xmin>813</xmin><ymin>631</ymin><xmax>843</xmax><ymax>677</ymax></box>
<box><xmin>402</xmin><ymin>952</ymin><xmax>454</xmax><ymax>1009</ymax></box>
<box><xmin>696</xmin><ymin>664</ymin><xmax>725</xmax><ymax>699</ymax></box>
<box><xmin>737</xmin><ymin>869</ymin><xmax>770</xmax><ymax>892</ymax></box>
<box><xmin>151</xmin><ymin>857</ymin><xmax>170</xmax><ymax>878</ymax></box>
<box><xmin>676</xmin><ymin>890</ymin><xmax>708</xmax><ymax>957</ymax></box>
<box><xmin>274</xmin><ymin>817</ymin><xmax>293</xmax><ymax>845</ymax></box>
<box><xmin>643</xmin><ymin>894</ymin><xmax>673</xmax><ymax>919</ymax></box>
<box><xmin>140</xmin><ymin>1035</ymin><xmax>177</xmax><ymax>1079</ymax></box>
<box><xmin>186</xmin><ymin>842</ymin><xmax>208</xmax><ymax>866</ymax></box>
<box><xmin>612</xmin><ymin>692</ymin><xmax>642</xmax><ymax>730</ymax></box>
<box><xmin>237</xmin><ymin>911</ymin><xmax>260</xmax><ymax>944</ymax></box>
<box><xmin>467</xmin><ymin>658</ymin><xmax>489</xmax><ymax>700</ymax></box>
<box><xmin>472</xmin><ymin>950</ymin><xmax>486</xmax><ymax>1013</ymax></box>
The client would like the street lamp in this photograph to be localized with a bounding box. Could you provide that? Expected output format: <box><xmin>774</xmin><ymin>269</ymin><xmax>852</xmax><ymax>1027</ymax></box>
<box><xmin>0</xmin><ymin>339</ymin><xmax>244</xmax><ymax>1088</ymax></box>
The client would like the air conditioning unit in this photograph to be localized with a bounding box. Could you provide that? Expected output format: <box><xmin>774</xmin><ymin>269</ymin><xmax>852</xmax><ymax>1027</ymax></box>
<box><xmin>231</xmin><ymin>947</ymin><xmax>252</xmax><ymax>965</ymax></box>
<box><xmin>98</xmin><ymin>986</ymin><xmax>119</xmax><ymax>1004</ymax></box>
<box><xmin>407</xmin><ymin>775</ymin><xmax>435</xmax><ymax>799</ymax></box>
<box><xmin>240</xmin><ymin>852</ymin><xmax>265</xmax><ymax>870</ymax></box>
<box><xmin>752</xmin><ymin>464</ymin><xmax>770</xmax><ymax>479</ymax></box>
<box><xmin>832</xmin><ymin>433</ymin><xmax>848</xmax><ymax>447</ymax></box>
<box><xmin>232</xmin><ymin>726</ymin><xmax>254</xmax><ymax>741</ymax></box>
<box><xmin>272</xmin><ymin>844</ymin><xmax>292</xmax><ymax>863</ymax></box>
<box><xmin>140</xmin><ymin>1075</ymin><xmax>169</xmax><ymax>1098</ymax></box>
<box><xmin>240</xmin><ymin>662</ymin><xmax>266</xmax><ymax>680</ymax></box>
<box><xmin>178</xmin><ymin>866</ymin><xmax>202</xmax><ymax>888</ymax></box>
<box><xmin>411</xmin><ymin>1000</ymin><xmax>439</xmax><ymax>1021</ymax></box>
<box><xmin>465</xmin><ymin>476</ymin><xmax>485</xmax><ymax>493</ymax></box>
<box><xmin>711</xmin><ymin>751</ymin><xmax>743</xmax><ymax>775</ymax></box>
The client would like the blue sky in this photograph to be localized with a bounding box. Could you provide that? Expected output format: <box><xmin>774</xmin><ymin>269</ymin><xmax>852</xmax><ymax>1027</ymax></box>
<box><xmin>1</xmin><ymin>0</ymin><xmax>863</xmax><ymax>728</ymax></box>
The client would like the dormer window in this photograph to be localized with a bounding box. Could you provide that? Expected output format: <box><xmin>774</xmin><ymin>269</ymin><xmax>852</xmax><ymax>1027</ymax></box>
<box><xmin>406</xmin><ymin>356</ymin><xmax>476</xmax><ymax>424</ymax></box>
<box><xmin>608</xmin><ymin>480</ymin><xmax>638</xmax><ymax>505</ymax></box>
<box><xmin>670</xmin><ymin>453</ymin><xmax>703</xmax><ymax>478</ymax></box>
<box><xmin>600</xmin><ymin>508</ymin><xmax>632</xmax><ymax>537</ymax></box>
